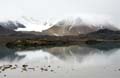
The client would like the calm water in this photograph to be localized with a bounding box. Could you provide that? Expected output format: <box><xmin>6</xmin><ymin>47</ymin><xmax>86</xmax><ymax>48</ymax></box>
<box><xmin>0</xmin><ymin>44</ymin><xmax>120</xmax><ymax>78</ymax></box>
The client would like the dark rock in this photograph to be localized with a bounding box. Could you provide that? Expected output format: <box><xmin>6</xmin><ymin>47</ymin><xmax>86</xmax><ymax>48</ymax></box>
<box><xmin>22</xmin><ymin>65</ymin><xmax>28</xmax><ymax>68</ymax></box>
<box><xmin>40</xmin><ymin>68</ymin><xmax>44</xmax><ymax>71</ymax></box>
<box><xmin>50</xmin><ymin>70</ymin><xmax>54</xmax><ymax>72</ymax></box>
<box><xmin>48</xmin><ymin>65</ymin><xmax>51</xmax><ymax>68</ymax></box>
<box><xmin>118</xmin><ymin>69</ymin><xmax>120</xmax><ymax>71</ymax></box>
<box><xmin>44</xmin><ymin>69</ymin><xmax>48</xmax><ymax>71</ymax></box>
<box><xmin>4</xmin><ymin>74</ymin><xmax>6</xmax><ymax>77</ymax></box>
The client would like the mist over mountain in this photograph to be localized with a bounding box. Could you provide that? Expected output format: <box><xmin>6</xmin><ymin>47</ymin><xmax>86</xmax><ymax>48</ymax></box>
<box><xmin>41</xmin><ymin>16</ymin><xmax>118</xmax><ymax>36</ymax></box>
<box><xmin>0</xmin><ymin>16</ymin><xmax>119</xmax><ymax>36</ymax></box>
<box><xmin>42</xmin><ymin>23</ymin><xmax>117</xmax><ymax>36</ymax></box>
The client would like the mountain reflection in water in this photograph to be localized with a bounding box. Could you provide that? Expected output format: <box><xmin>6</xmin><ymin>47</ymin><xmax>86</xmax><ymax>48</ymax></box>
<box><xmin>0</xmin><ymin>44</ymin><xmax>120</xmax><ymax>66</ymax></box>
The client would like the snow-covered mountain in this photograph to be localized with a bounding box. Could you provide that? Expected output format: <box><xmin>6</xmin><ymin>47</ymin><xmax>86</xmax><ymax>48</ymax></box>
<box><xmin>0</xmin><ymin>15</ymin><xmax>119</xmax><ymax>36</ymax></box>
<box><xmin>41</xmin><ymin>16</ymin><xmax>118</xmax><ymax>36</ymax></box>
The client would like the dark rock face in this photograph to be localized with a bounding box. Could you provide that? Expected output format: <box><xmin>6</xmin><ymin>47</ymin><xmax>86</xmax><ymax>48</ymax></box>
<box><xmin>89</xmin><ymin>29</ymin><xmax>120</xmax><ymax>35</ymax></box>
<box><xmin>0</xmin><ymin>25</ymin><xmax>15</xmax><ymax>35</ymax></box>
<box><xmin>87</xmin><ymin>29</ymin><xmax>120</xmax><ymax>40</ymax></box>
<box><xmin>15</xmin><ymin>22</ymin><xmax>26</xmax><ymax>29</ymax></box>
<box><xmin>0</xmin><ymin>21</ymin><xmax>25</xmax><ymax>30</ymax></box>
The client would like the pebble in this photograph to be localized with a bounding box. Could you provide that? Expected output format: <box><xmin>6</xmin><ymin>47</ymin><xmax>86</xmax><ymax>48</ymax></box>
<box><xmin>22</xmin><ymin>65</ymin><xmax>28</xmax><ymax>68</ymax></box>
<box><xmin>118</xmin><ymin>69</ymin><xmax>120</xmax><ymax>71</ymax></box>
<box><xmin>50</xmin><ymin>70</ymin><xmax>54</xmax><ymax>72</ymax></box>
<box><xmin>48</xmin><ymin>65</ymin><xmax>51</xmax><ymax>68</ymax></box>
<box><xmin>4</xmin><ymin>74</ymin><xmax>6</xmax><ymax>77</ymax></box>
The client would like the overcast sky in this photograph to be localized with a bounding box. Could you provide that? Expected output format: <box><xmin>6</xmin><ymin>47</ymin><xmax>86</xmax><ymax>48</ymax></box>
<box><xmin>0</xmin><ymin>0</ymin><xmax>119</xmax><ymax>24</ymax></box>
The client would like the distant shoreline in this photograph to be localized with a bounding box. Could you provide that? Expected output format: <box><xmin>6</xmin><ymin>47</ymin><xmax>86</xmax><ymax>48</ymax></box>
<box><xmin>2</xmin><ymin>35</ymin><xmax>120</xmax><ymax>50</ymax></box>
<box><xmin>0</xmin><ymin>28</ymin><xmax>120</xmax><ymax>50</ymax></box>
